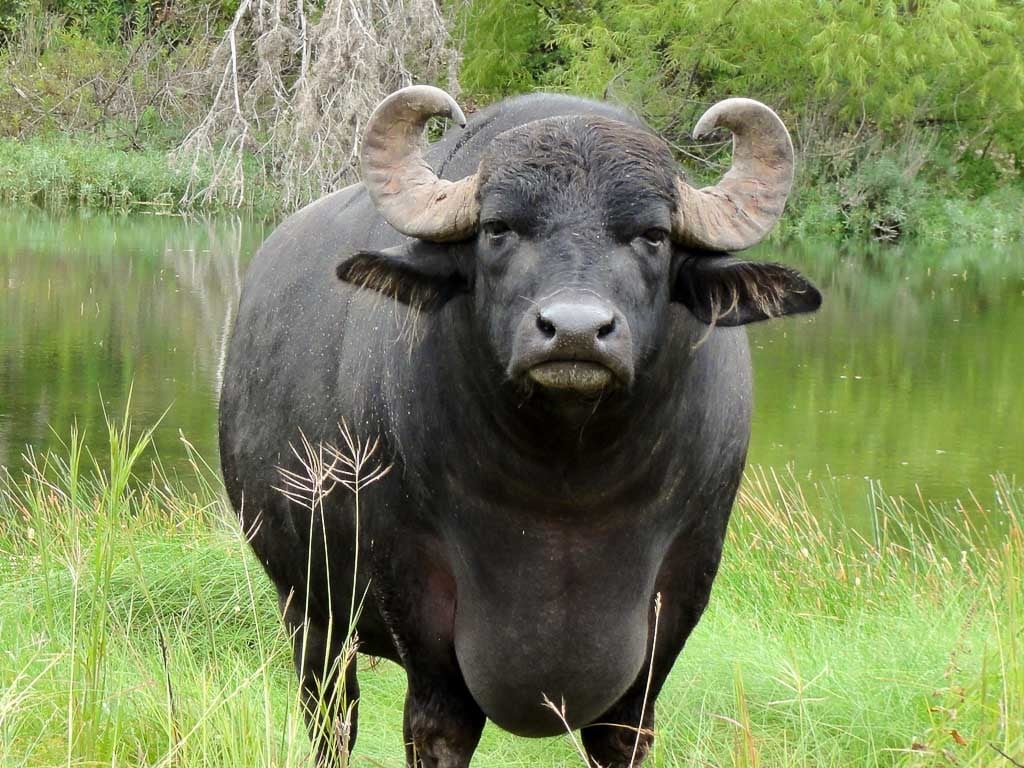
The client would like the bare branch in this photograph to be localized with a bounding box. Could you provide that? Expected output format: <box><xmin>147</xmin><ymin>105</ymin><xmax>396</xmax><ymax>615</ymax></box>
<box><xmin>177</xmin><ymin>0</ymin><xmax>460</xmax><ymax>212</ymax></box>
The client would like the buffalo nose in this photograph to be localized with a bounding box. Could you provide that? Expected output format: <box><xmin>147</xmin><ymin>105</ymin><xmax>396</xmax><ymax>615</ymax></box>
<box><xmin>535</xmin><ymin>302</ymin><xmax>617</xmax><ymax>344</ymax></box>
<box><xmin>511</xmin><ymin>293</ymin><xmax>634</xmax><ymax>389</ymax></box>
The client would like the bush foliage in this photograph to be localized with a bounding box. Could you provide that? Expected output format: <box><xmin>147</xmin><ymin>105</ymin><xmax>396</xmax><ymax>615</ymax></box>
<box><xmin>455</xmin><ymin>0</ymin><xmax>1024</xmax><ymax>241</ymax></box>
<box><xmin>0</xmin><ymin>0</ymin><xmax>234</xmax><ymax>47</ymax></box>
<box><xmin>0</xmin><ymin>0</ymin><xmax>456</xmax><ymax>214</ymax></box>
<box><xmin>0</xmin><ymin>0</ymin><xmax>226</xmax><ymax>146</ymax></box>
<box><xmin>457</xmin><ymin>0</ymin><xmax>1023</xmax><ymax>147</ymax></box>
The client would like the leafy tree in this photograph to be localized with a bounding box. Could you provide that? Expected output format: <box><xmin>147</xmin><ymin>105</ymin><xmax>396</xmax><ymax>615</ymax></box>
<box><xmin>457</xmin><ymin>0</ymin><xmax>1024</xmax><ymax>158</ymax></box>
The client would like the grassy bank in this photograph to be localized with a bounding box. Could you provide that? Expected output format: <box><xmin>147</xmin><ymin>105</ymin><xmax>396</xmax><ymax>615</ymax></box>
<box><xmin>0</xmin><ymin>136</ymin><xmax>281</xmax><ymax>214</ymax></box>
<box><xmin>3</xmin><ymin>131</ymin><xmax>1022</xmax><ymax>244</ymax></box>
<box><xmin>0</xmin><ymin>421</ymin><xmax>1020</xmax><ymax>767</ymax></box>
<box><xmin>777</xmin><ymin>167</ymin><xmax>1024</xmax><ymax>244</ymax></box>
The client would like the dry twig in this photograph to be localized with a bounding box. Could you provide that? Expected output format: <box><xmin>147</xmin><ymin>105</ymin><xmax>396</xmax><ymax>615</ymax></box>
<box><xmin>177</xmin><ymin>0</ymin><xmax>460</xmax><ymax>212</ymax></box>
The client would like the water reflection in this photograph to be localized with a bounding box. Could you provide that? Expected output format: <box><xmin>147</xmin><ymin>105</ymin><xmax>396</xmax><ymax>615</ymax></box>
<box><xmin>0</xmin><ymin>210</ymin><xmax>1020</xmax><ymax>522</ymax></box>
<box><xmin>0</xmin><ymin>209</ymin><xmax>269</xmax><ymax>478</ymax></box>
<box><xmin>747</xmin><ymin>241</ymin><xmax>1023</xmax><ymax>523</ymax></box>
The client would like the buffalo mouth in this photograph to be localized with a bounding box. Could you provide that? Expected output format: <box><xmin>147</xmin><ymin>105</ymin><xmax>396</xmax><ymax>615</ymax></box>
<box><xmin>526</xmin><ymin>360</ymin><xmax>617</xmax><ymax>395</ymax></box>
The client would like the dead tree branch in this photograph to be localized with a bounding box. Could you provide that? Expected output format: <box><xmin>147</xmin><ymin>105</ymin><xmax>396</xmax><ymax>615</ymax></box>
<box><xmin>177</xmin><ymin>0</ymin><xmax>459</xmax><ymax>212</ymax></box>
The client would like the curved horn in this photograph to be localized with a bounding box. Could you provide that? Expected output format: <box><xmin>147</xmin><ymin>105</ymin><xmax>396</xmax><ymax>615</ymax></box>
<box><xmin>672</xmin><ymin>98</ymin><xmax>794</xmax><ymax>252</ymax></box>
<box><xmin>360</xmin><ymin>85</ymin><xmax>479</xmax><ymax>242</ymax></box>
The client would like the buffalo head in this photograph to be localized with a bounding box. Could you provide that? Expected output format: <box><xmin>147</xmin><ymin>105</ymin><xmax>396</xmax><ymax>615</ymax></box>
<box><xmin>337</xmin><ymin>86</ymin><xmax>821</xmax><ymax>401</ymax></box>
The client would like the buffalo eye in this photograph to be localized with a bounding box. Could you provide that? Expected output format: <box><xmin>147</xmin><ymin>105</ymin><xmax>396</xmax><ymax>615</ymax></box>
<box><xmin>634</xmin><ymin>228</ymin><xmax>668</xmax><ymax>249</ymax></box>
<box><xmin>481</xmin><ymin>219</ymin><xmax>513</xmax><ymax>245</ymax></box>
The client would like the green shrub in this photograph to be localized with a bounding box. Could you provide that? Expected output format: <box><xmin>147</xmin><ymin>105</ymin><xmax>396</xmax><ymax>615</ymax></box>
<box><xmin>0</xmin><ymin>1</ymin><xmax>232</xmax><ymax>144</ymax></box>
<box><xmin>457</xmin><ymin>0</ymin><xmax>1024</xmax><ymax>149</ymax></box>
<box><xmin>1</xmin><ymin>0</ymin><xmax>236</xmax><ymax>48</ymax></box>
<box><xmin>454</xmin><ymin>0</ymin><xmax>1024</xmax><ymax>242</ymax></box>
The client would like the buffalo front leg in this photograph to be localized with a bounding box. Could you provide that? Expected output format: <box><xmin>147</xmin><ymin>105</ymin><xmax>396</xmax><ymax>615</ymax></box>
<box><xmin>581</xmin><ymin>695</ymin><xmax>655</xmax><ymax>768</ymax></box>
<box><xmin>402</xmin><ymin>673</ymin><xmax>485</xmax><ymax>768</ymax></box>
<box><xmin>281</xmin><ymin>593</ymin><xmax>360</xmax><ymax>767</ymax></box>
<box><xmin>372</xmin><ymin>541</ymin><xmax>485</xmax><ymax>768</ymax></box>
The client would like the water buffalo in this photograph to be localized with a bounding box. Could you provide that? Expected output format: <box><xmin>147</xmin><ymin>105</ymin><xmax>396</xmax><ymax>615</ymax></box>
<box><xmin>219</xmin><ymin>85</ymin><xmax>821</xmax><ymax>767</ymax></box>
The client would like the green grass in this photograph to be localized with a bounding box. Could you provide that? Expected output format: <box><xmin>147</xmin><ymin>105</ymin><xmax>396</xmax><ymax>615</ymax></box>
<box><xmin>0</xmin><ymin>420</ymin><xmax>1020</xmax><ymax>767</ymax></box>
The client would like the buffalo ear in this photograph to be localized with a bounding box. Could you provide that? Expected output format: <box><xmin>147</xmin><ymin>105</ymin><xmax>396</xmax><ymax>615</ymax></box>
<box><xmin>672</xmin><ymin>256</ymin><xmax>822</xmax><ymax>326</ymax></box>
<box><xmin>336</xmin><ymin>241</ymin><xmax>469</xmax><ymax>311</ymax></box>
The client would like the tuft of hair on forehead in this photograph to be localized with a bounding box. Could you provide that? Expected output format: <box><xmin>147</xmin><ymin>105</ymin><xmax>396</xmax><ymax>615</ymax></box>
<box><xmin>477</xmin><ymin>115</ymin><xmax>679</xmax><ymax>220</ymax></box>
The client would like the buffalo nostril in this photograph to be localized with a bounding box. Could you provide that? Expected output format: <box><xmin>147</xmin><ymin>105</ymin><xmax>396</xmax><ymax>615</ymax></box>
<box><xmin>536</xmin><ymin>314</ymin><xmax>556</xmax><ymax>339</ymax></box>
<box><xmin>597</xmin><ymin>318</ymin><xmax>616</xmax><ymax>339</ymax></box>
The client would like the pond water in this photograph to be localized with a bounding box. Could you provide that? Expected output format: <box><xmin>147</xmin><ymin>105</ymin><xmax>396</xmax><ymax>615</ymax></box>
<box><xmin>1</xmin><ymin>208</ymin><xmax>1021</xmax><ymax>527</ymax></box>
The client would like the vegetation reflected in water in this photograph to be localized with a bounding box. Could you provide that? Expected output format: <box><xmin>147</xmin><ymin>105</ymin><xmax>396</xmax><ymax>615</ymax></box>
<box><xmin>0</xmin><ymin>209</ymin><xmax>268</xmax><ymax>478</ymax></box>
<box><xmin>750</xmin><ymin>241</ymin><xmax>1023</xmax><ymax>524</ymax></box>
